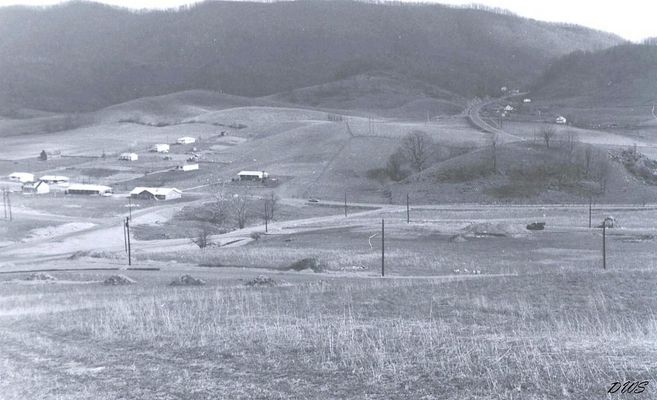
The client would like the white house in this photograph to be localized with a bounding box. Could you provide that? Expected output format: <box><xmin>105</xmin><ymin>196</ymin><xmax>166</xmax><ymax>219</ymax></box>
<box><xmin>556</xmin><ymin>116</ymin><xmax>567</xmax><ymax>125</ymax></box>
<box><xmin>177</xmin><ymin>136</ymin><xmax>196</xmax><ymax>145</ymax></box>
<box><xmin>151</xmin><ymin>144</ymin><xmax>170</xmax><ymax>153</ymax></box>
<box><xmin>65</xmin><ymin>184</ymin><xmax>113</xmax><ymax>196</ymax></box>
<box><xmin>23</xmin><ymin>181</ymin><xmax>50</xmax><ymax>194</ymax></box>
<box><xmin>8</xmin><ymin>172</ymin><xmax>35</xmax><ymax>183</ymax></box>
<box><xmin>176</xmin><ymin>163</ymin><xmax>199</xmax><ymax>172</ymax></box>
<box><xmin>504</xmin><ymin>105</ymin><xmax>514</xmax><ymax>112</ymax></box>
<box><xmin>500</xmin><ymin>86</ymin><xmax>508</xmax><ymax>93</ymax></box>
<box><xmin>119</xmin><ymin>152</ymin><xmax>139</xmax><ymax>161</ymax></box>
<box><xmin>39</xmin><ymin>175</ymin><xmax>69</xmax><ymax>185</ymax></box>
<box><xmin>238</xmin><ymin>170</ymin><xmax>269</xmax><ymax>181</ymax></box>
<box><xmin>130</xmin><ymin>187</ymin><xmax>182</xmax><ymax>201</ymax></box>
<box><xmin>523</xmin><ymin>98</ymin><xmax>532</xmax><ymax>103</ymax></box>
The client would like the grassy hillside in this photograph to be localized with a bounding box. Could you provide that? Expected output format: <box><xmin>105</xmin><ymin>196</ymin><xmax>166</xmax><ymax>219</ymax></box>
<box><xmin>0</xmin><ymin>1</ymin><xmax>623</xmax><ymax>112</ymax></box>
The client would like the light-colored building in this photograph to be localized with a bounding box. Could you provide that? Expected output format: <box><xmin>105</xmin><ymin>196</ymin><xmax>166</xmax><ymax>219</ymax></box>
<box><xmin>176</xmin><ymin>163</ymin><xmax>199</xmax><ymax>172</ymax></box>
<box><xmin>8</xmin><ymin>172</ymin><xmax>35</xmax><ymax>183</ymax></box>
<box><xmin>177</xmin><ymin>136</ymin><xmax>196</xmax><ymax>145</ymax></box>
<box><xmin>39</xmin><ymin>175</ymin><xmax>70</xmax><ymax>185</ymax></box>
<box><xmin>151</xmin><ymin>144</ymin><xmax>170</xmax><ymax>153</ymax></box>
<box><xmin>523</xmin><ymin>98</ymin><xmax>532</xmax><ymax>103</ymax></box>
<box><xmin>504</xmin><ymin>105</ymin><xmax>514</xmax><ymax>112</ymax></box>
<box><xmin>130</xmin><ymin>187</ymin><xmax>182</xmax><ymax>201</ymax></box>
<box><xmin>556</xmin><ymin>116</ymin><xmax>567</xmax><ymax>125</ymax></box>
<box><xmin>23</xmin><ymin>181</ymin><xmax>50</xmax><ymax>194</ymax></box>
<box><xmin>119</xmin><ymin>152</ymin><xmax>139</xmax><ymax>161</ymax></box>
<box><xmin>238</xmin><ymin>170</ymin><xmax>269</xmax><ymax>181</ymax></box>
<box><xmin>65</xmin><ymin>184</ymin><xmax>113</xmax><ymax>196</ymax></box>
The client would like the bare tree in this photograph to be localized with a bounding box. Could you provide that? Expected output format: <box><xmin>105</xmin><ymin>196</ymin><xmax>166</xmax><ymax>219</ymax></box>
<box><xmin>541</xmin><ymin>126</ymin><xmax>556</xmax><ymax>149</ymax></box>
<box><xmin>583</xmin><ymin>144</ymin><xmax>593</xmax><ymax>178</ymax></box>
<box><xmin>401</xmin><ymin>130</ymin><xmax>433</xmax><ymax>173</ymax></box>
<box><xmin>385</xmin><ymin>150</ymin><xmax>406</xmax><ymax>181</ymax></box>
<box><xmin>231</xmin><ymin>194</ymin><xmax>250</xmax><ymax>229</ymax></box>
<box><xmin>564</xmin><ymin>130</ymin><xmax>579</xmax><ymax>155</ymax></box>
<box><xmin>208</xmin><ymin>192</ymin><xmax>229</xmax><ymax>225</ymax></box>
<box><xmin>266</xmin><ymin>192</ymin><xmax>279</xmax><ymax>220</ymax></box>
<box><xmin>191</xmin><ymin>227</ymin><xmax>211</xmax><ymax>249</ymax></box>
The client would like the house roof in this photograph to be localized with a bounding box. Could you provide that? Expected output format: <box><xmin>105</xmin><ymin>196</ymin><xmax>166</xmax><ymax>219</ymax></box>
<box><xmin>67</xmin><ymin>184</ymin><xmax>112</xmax><ymax>192</ymax></box>
<box><xmin>177</xmin><ymin>136</ymin><xmax>195</xmax><ymax>140</ymax></box>
<box><xmin>40</xmin><ymin>175</ymin><xmax>69</xmax><ymax>181</ymax></box>
<box><xmin>9</xmin><ymin>172</ymin><xmax>34</xmax><ymax>178</ymax></box>
<box><xmin>130</xmin><ymin>187</ymin><xmax>182</xmax><ymax>196</ymax></box>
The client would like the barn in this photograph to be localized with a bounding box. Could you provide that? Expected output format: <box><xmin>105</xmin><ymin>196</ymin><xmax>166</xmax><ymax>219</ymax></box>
<box><xmin>65</xmin><ymin>184</ymin><xmax>113</xmax><ymax>196</ymax></box>
<box><xmin>238</xmin><ymin>170</ymin><xmax>269</xmax><ymax>181</ymax></box>
<box><xmin>151</xmin><ymin>144</ymin><xmax>170</xmax><ymax>153</ymax></box>
<box><xmin>130</xmin><ymin>187</ymin><xmax>182</xmax><ymax>201</ymax></box>
<box><xmin>176</xmin><ymin>163</ymin><xmax>199</xmax><ymax>172</ymax></box>
<box><xmin>119</xmin><ymin>153</ymin><xmax>139</xmax><ymax>161</ymax></box>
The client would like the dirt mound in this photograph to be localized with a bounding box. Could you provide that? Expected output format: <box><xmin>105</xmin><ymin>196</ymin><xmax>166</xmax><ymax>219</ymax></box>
<box><xmin>103</xmin><ymin>275</ymin><xmax>136</xmax><ymax>286</ymax></box>
<box><xmin>245</xmin><ymin>275</ymin><xmax>279</xmax><ymax>287</ymax></box>
<box><xmin>170</xmin><ymin>274</ymin><xmax>206</xmax><ymax>286</ymax></box>
<box><xmin>462</xmin><ymin>222</ymin><xmax>525</xmax><ymax>238</ymax></box>
<box><xmin>24</xmin><ymin>272</ymin><xmax>57</xmax><ymax>281</ymax></box>
<box><xmin>287</xmin><ymin>257</ymin><xmax>326</xmax><ymax>273</ymax></box>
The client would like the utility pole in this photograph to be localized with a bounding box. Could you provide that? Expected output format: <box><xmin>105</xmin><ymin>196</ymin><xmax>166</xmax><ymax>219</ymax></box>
<box><xmin>123</xmin><ymin>219</ymin><xmax>128</xmax><ymax>253</ymax></box>
<box><xmin>344</xmin><ymin>192</ymin><xmax>347</xmax><ymax>217</ymax></box>
<box><xmin>588</xmin><ymin>196</ymin><xmax>592</xmax><ymax>229</ymax></box>
<box><xmin>264</xmin><ymin>201</ymin><xmax>268</xmax><ymax>233</ymax></box>
<box><xmin>128</xmin><ymin>196</ymin><xmax>132</xmax><ymax>221</ymax></box>
<box><xmin>381</xmin><ymin>219</ymin><xmax>385</xmax><ymax>277</ymax></box>
<box><xmin>406</xmin><ymin>193</ymin><xmax>410</xmax><ymax>224</ymax></box>
<box><xmin>2</xmin><ymin>189</ymin><xmax>6</xmax><ymax>220</ymax></box>
<box><xmin>125</xmin><ymin>217</ymin><xmax>132</xmax><ymax>266</ymax></box>
<box><xmin>602</xmin><ymin>222</ymin><xmax>606</xmax><ymax>270</ymax></box>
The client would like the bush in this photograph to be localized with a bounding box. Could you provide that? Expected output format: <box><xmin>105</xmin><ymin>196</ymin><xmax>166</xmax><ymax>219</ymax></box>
<box><xmin>287</xmin><ymin>257</ymin><xmax>326</xmax><ymax>273</ymax></box>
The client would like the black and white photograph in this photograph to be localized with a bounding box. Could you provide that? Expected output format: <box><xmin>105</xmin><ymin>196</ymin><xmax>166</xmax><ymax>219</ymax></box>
<box><xmin>0</xmin><ymin>0</ymin><xmax>655</xmax><ymax>398</ymax></box>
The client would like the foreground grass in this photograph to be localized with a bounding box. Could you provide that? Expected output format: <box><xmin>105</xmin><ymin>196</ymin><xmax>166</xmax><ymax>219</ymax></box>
<box><xmin>1</xmin><ymin>270</ymin><xmax>655</xmax><ymax>399</ymax></box>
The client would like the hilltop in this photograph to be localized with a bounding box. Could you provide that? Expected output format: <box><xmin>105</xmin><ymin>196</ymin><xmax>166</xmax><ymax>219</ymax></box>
<box><xmin>0</xmin><ymin>0</ymin><xmax>623</xmax><ymax>113</ymax></box>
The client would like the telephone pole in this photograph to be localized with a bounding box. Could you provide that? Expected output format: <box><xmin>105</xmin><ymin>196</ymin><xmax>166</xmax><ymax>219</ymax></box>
<box><xmin>125</xmin><ymin>217</ymin><xmax>132</xmax><ymax>266</ymax></box>
<box><xmin>406</xmin><ymin>193</ymin><xmax>410</xmax><ymax>224</ymax></box>
<box><xmin>344</xmin><ymin>192</ymin><xmax>348</xmax><ymax>217</ymax></box>
<box><xmin>602</xmin><ymin>222</ymin><xmax>606</xmax><ymax>270</ymax></box>
<box><xmin>264</xmin><ymin>201</ymin><xmax>268</xmax><ymax>233</ymax></box>
<box><xmin>381</xmin><ymin>219</ymin><xmax>385</xmax><ymax>277</ymax></box>
<box><xmin>588</xmin><ymin>196</ymin><xmax>592</xmax><ymax>229</ymax></box>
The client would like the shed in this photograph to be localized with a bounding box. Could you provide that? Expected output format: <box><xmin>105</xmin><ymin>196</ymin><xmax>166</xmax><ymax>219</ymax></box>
<box><xmin>177</xmin><ymin>136</ymin><xmax>196</xmax><ymax>145</ymax></box>
<box><xmin>8</xmin><ymin>172</ymin><xmax>35</xmax><ymax>183</ymax></box>
<box><xmin>23</xmin><ymin>181</ymin><xmax>50</xmax><ymax>194</ymax></box>
<box><xmin>151</xmin><ymin>144</ymin><xmax>170</xmax><ymax>153</ymax></box>
<box><xmin>65</xmin><ymin>184</ymin><xmax>113</xmax><ymax>196</ymax></box>
<box><xmin>238</xmin><ymin>170</ymin><xmax>269</xmax><ymax>181</ymax></box>
<box><xmin>119</xmin><ymin>153</ymin><xmax>139</xmax><ymax>161</ymax></box>
<box><xmin>556</xmin><ymin>116</ymin><xmax>567</xmax><ymax>125</ymax></box>
<box><xmin>130</xmin><ymin>187</ymin><xmax>182</xmax><ymax>201</ymax></box>
<box><xmin>523</xmin><ymin>98</ymin><xmax>532</xmax><ymax>103</ymax></box>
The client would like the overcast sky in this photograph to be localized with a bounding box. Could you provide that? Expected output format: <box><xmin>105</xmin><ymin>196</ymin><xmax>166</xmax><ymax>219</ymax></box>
<box><xmin>1</xmin><ymin>0</ymin><xmax>655</xmax><ymax>42</ymax></box>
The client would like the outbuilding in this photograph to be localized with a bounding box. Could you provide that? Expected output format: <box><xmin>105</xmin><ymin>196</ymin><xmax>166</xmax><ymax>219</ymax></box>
<box><xmin>176</xmin><ymin>163</ymin><xmax>199</xmax><ymax>172</ymax></box>
<box><xmin>238</xmin><ymin>170</ymin><xmax>269</xmax><ymax>181</ymax></box>
<box><xmin>130</xmin><ymin>187</ymin><xmax>182</xmax><ymax>201</ymax></box>
<box><xmin>151</xmin><ymin>144</ymin><xmax>170</xmax><ymax>153</ymax></box>
<box><xmin>23</xmin><ymin>181</ymin><xmax>50</xmax><ymax>194</ymax></box>
<box><xmin>556</xmin><ymin>116</ymin><xmax>567</xmax><ymax>125</ymax></box>
<box><xmin>177</xmin><ymin>136</ymin><xmax>196</xmax><ymax>145</ymax></box>
<box><xmin>119</xmin><ymin>152</ymin><xmax>139</xmax><ymax>161</ymax></box>
<box><xmin>65</xmin><ymin>184</ymin><xmax>113</xmax><ymax>196</ymax></box>
<box><xmin>8</xmin><ymin>172</ymin><xmax>35</xmax><ymax>183</ymax></box>
<box><xmin>39</xmin><ymin>175</ymin><xmax>70</xmax><ymax>185</ymax></box>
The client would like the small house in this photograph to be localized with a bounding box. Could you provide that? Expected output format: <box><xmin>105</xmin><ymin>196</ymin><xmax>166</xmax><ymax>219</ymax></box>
<box><xmin>238</xmin><ymin>170</ymin><xmax>269</xmax><ymax>181</ymax></box>
<box><xmin>523</xmin><ymin>98</ymin><xmax>532</xmax><ymax>103</ymax></box>
<box><xmin>130</xmin><ymin>187</ymin><xmax>182</xmax><ymax>201</ymax></box>
<box><xmin>176</xmin><ymin>163</ymin><xmax>199</xmax><ymax>172</ymax></box>
<box><xmin>177</xmin><ymin>136</ymin><xmax>196</xmax><ymax>145</ymax></box>
<box><xmin>556</xmin><ymin>116</ymin><xmax>567</xmax><ymax>125</ymax></box>
<box><xmin>500</xmin><ymin>86</ymin><xmax>508</xmax><ymax>93</ymax></box>
<box><xmin>8</xmin><ymin>172</ymin><xmax>35</xmax><ymax>183</ymax></box>
<box><xmin>504</xmin><ymin>105</ymin><xmax>514</xmax><ymax>112</ymax></box>
<box><xmin>39</xmin><ymin>175</ymin><xmax>70</xmax><ymax>185</ymax></box>
<box><xmin>119</xmin><ymin>152</ymin><xmax>139</xmax><ymax>161</ymax></box>
<box><xmin>23</xmin><ymin>181</ymin><xmax>50</xmax><ymax>194</ymax></box>
<box><xmin>151</xmin><ymin>144</ymin><xmax>170</xmax><ymax>153</ymax></box>
<box><xmin>65</xmin><ymin>184</ymin><xmax>113</xmax><ymax>196</ymax></box>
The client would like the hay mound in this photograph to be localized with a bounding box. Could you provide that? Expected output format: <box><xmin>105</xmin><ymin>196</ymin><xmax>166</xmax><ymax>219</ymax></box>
<box><xmin>462</xmin><ymin>222</ymin><xmax>525</xmax><ymax>238</ymax></box>
<box><xmin>288</xmin><ymin>257</ymin><xmax>326</xmax><ymax>273</ymax></box>
<box><xmin>170</xmin><ymin>274</ymin><xmax>206</xmax><ymax>286</ymax></box>
<box><xmin>245</xmin><ymin>275</ymin><xmax>278</xmax><ymax>287</ymax></box>
<box><xmin>103</xmin><ymin>274</ymin><xmax>136</xmax><ymax>286</ymax></box>
<box><xmin>24</xmin><ymin>272</ymin><xmax>57</xmax><ymax>281</ymax></box>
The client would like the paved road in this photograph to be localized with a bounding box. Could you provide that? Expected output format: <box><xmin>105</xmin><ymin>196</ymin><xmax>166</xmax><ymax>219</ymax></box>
<box><xmin>466</xmin><ymin>96</ymin><xmax>524</xmax><ymax>143</ymax></box>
